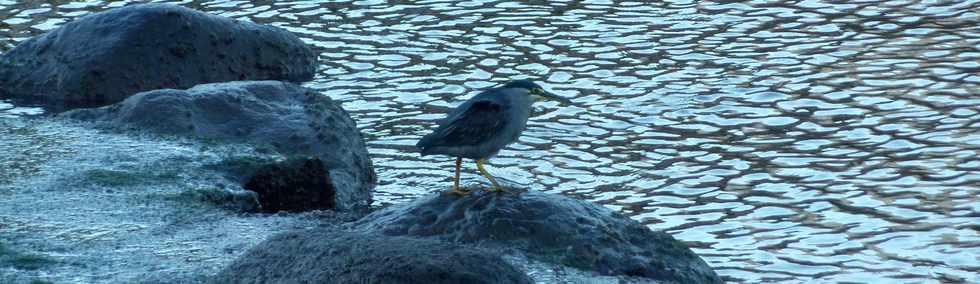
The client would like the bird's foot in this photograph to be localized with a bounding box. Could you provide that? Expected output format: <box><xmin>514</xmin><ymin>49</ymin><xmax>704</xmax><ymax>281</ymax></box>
<box><xmin>448</xmin><ymin>187</ymin><xmax>471</xmax><ymax>196</ymax></box>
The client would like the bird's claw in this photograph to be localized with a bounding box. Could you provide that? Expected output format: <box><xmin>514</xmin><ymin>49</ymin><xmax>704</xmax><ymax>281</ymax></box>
<box><xmin>449</xmin><ymin>188</ymin><xmax>471</xmax><ymax>196</ymax></box>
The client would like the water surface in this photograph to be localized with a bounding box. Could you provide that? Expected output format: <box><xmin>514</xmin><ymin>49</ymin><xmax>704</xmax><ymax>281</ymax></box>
<box><xmin>2</xmin><ymin>1</ymin><xmax>979</xmax><ymax>283</ymax></box>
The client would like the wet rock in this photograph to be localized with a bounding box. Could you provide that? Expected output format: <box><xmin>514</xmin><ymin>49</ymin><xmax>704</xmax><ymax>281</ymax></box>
<box><xmin>61</xmin><ymin>81</ymin><xmax>375</xmax><ymax>211</ymax></box>
<box><xmin>243</xmin><ymin>158</ymin><xmax>335</xmax><ymax>213</ymax></box>
<box><xmin>354</xmin><ymin>189</ymin><xmax>722</xmax><ymax>283</ymax></box>
<box><xmin>211</xmin><ymin>230</ymin><xmax>533</xmax><ymax>284</ymax></box>
<box><xmin>175</xmin><ymin>187</ymin><xmax>261</xmax><ymax>213</ymax></box>
<box><xmin>0</xmin><ymin>3</ymin><xmax>316</xmax><ymax>110</ymax></box>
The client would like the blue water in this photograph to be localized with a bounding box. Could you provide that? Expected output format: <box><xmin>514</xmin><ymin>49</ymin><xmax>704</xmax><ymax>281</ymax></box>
<box><xmin>2</xmin><ymin>1</ymin><xmax>980</xmax><ymax>283</ymax></box>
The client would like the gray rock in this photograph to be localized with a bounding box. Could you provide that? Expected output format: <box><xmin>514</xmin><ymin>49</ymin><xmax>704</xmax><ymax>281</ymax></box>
<box><xmin>61</xmin><ymin>81</ymin><xmax>374</xmax><ymax>211</ymax></box>
<box><xmin>211</xmin><ymin>230</ymin><xmax>533</xmax><ymax>284</ymax></box>
<box><xmin>354</xmin><ymin>189</ymin><xmax>722</xmax><ymax>283</ymax></box>
<box><xmin>0</xmin><ymin>3</ymin><xmax>316</xmax><ymax>110</ymax></box>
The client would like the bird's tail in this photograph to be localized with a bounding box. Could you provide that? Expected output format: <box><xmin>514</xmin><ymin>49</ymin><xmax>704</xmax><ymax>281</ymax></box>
<box><xmin>416</xmin><ymin>136</ymin><xmax>433</xmax><ymax>156</ymax></box>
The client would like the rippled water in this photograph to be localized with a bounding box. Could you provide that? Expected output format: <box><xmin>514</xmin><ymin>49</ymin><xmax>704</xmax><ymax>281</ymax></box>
<box><xmin>2</xmin><ymin>1</ymin><xmax>980</xmax><ymax>283</ymax></box>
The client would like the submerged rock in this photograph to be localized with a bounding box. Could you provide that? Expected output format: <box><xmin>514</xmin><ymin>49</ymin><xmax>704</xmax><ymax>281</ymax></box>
<box><xmin>0</xmin><ymin>244</ymin><xmax>56</xmax><ymax>271</ymax></box>
<box><xmin>174</xmin><ymin>186</ymin><xmax>261</xmax><ymax>213</ymax></box>
<box><xmin>61</xmin><ymin>81</ymin><xmax>375</xmax><ymax>211</ymax></box>
<box><xmin>0</xmin><ymin>3</ymin><xmax>316</xmax><ymax>110</ymax></box>
<box><xmin>244</xmin><ymin>158</ymin><xmax>335</xmax><ymax>213</ymax></box>
<box><xmin>354</xmin><ymin>189</ymin><xmax>722</xmax><ymax>283</ymax></box>
<box><xmin>211</xmin><ymin>230</ymin><xmax>533</xmax><ymax>284</ymax></box>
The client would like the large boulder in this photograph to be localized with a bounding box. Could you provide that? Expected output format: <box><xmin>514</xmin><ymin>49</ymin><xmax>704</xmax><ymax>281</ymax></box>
<box><xmin>354</xmin><ymin>189</ymin><xmax>722</xmax><ymax>283</ymax></box>
<box><xmin>61</xmin><ymin>81</ymin><xmax>374</xmax><ymax>211</ymax></box>
<box><xmin>211</xmin><ymin>230</ymin><xmax>533</xmax><ymax>284</ymax></box>
<box><xmin>0</xmin><ymin>3</ymin><xmax>316</xmax><ymax>110</ymax></box>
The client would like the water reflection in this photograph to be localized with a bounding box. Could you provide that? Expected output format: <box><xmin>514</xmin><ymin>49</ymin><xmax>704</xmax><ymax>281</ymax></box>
<box><xmin>0</xmin><ymin>100</ymin><xmax>44</xmax><ymax>118</ymax></box>
<box><xmin>1</xmin><ymin>0</ymin><xmax>979</xmax><ymax>283</ymax></box>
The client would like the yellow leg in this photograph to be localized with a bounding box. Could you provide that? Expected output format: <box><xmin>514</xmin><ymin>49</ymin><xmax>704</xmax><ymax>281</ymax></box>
<box><xmin>450</xmin><ymin>157</ymin><xmax>469</xmax><ymax>195</ymax></box>
<box><xmin>476</xmin><ymin>159</ymin><xmax>508</xmax><ymax>193</ymax></box>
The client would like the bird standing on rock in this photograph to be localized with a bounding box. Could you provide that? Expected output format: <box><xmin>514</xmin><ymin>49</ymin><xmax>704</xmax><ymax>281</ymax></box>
<box><xmin>417</xmin><ymin>79</ymin><xmax>572</xmax><ymax>195</ymax></box>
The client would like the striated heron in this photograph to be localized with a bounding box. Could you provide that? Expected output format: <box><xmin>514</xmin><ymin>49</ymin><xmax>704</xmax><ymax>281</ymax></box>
<box><xmin>417</xmin><ymin>79</ymin><xmax>572</xmax><ymax>194</ymax></box>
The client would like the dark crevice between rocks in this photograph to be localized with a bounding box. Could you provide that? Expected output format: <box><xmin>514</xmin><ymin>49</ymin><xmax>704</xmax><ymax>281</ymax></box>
<box><xmin>243</xmin><ymin>157</ymin><xmax>336</xmax><ymax>213</ymax></box>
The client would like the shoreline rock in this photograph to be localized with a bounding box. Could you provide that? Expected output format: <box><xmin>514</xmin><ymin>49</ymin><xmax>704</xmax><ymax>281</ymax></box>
<box><xmin>211</xmin><ymin>230</ymin><xmax>534</xmax><ymax>284</ymax></box>
<box><xmin>353</xmin><ymin>189</ymin><xmax>723</xmax><ymax>283</ymax></box>
<box><xmin>0</xmin><ymin>3</ymin><xmax>316</xmax><ymax>110</ymax></box>
<box><xmin>61</xmin><ymin>81</ymin><xmax>375</xmax><ymax>211</ymax></box>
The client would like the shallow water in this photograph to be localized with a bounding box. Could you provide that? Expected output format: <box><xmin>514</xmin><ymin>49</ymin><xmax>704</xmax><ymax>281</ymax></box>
<box><xmin>0</xmin><ymin>119</ymin><xmax>641</xmax><ymax>283</ymax></box>
<box><xmin>2</xmin><ymin>0</ymin><xmax>980</xmax><ymax>283</ymax></box>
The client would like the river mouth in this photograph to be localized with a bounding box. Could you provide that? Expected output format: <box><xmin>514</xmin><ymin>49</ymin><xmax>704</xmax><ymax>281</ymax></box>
<box><xmin>3</xmin><ymin>1</ymin><xmax>980</xmax><ymax>283</ymax></box>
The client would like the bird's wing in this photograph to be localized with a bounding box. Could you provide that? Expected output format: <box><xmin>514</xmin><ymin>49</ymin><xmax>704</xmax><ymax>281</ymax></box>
<box><xmin>418</xmin><ymin>100</ymin><xmax>507</xmax><ymax>148</ymax></box>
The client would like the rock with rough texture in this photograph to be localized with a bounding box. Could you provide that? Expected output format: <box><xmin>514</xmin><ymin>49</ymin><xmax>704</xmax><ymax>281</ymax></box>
<box><xmin>244</xmin><ymin>158</ymin><xmax>335</xmax><ymax>212</ymax></box>
<box><xmin>0</xmin><ymin>3</ymin><xmax>316</xmax><ymax>110</ymax></box>
<box><xmin>211</xmin><ymin>230</ymin><xmax>533</xmax><ymax>284</ymax></box>
<box><xmin>354</xmin><ymin>189</ymin><xmax>722</xmax><ymax>283</ymax></box>
<box><xmin>61</xmin><ymin>81</ymin><xmax>374</xmax><ymax>211</ymax></box>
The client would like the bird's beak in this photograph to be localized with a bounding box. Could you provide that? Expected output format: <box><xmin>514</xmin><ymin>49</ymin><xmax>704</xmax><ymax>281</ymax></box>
<box><xmin>533</xmin><ymin>90</ymin><xmax>573</xmax><ymax>105</ymax></box>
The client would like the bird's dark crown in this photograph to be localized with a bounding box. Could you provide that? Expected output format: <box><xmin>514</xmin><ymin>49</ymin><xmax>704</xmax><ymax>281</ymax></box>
<box><xmin>501</xmin><ymin>79</ymin><xmax>542</xmax><ymax>90</ymax></box>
